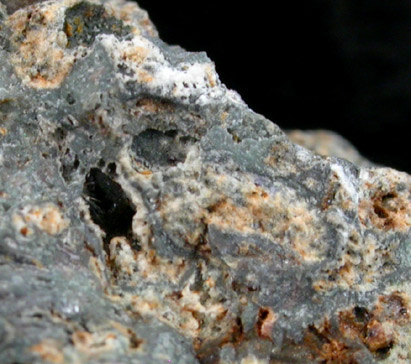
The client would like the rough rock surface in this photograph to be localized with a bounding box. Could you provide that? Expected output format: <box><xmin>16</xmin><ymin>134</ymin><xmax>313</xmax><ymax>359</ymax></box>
<box><xmin>287</xmin><ymin>130</ymin><xmax>374</xmax><ymax>168</ymax></box>
<box><xmin>0</xmin><ymin>1</ymin><xmax>410</xmax><ymax>363</ymax></box>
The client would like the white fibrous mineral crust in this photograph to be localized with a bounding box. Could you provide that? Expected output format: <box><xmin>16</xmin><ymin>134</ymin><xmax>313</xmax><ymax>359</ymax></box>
<box><xmin>0</xmin><ymin>1</ymin><xmax>410</xmax><ymax>364</ymax></box>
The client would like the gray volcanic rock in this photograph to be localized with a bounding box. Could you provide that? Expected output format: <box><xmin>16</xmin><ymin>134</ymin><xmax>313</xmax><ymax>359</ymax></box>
<box><xmin>0</xmin><ymin>0</ymin><xmax>46</xmax><ymax>15</ymax></box>
<box><xmin>0</xmin><ymin>1</ymin><xmax>410</xmax><ymax>363</ymax></box>
<box><xmin>287</xmin><ymin>130</ymin><xmax>374</xmax><ymax>168</ymax></box>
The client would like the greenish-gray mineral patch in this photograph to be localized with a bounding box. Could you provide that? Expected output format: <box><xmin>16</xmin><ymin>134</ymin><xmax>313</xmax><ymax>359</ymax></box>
<box><xmin>64</xmin><ymin>2</ymin><xmax>131</xmax><ymax>48</ymax></box>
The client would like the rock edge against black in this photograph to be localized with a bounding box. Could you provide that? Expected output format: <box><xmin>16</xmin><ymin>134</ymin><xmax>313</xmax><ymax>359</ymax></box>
<box><xmin>0</xmin><ymin>1</ymin><xmax>410</xmax><ymax>363</ymax></box>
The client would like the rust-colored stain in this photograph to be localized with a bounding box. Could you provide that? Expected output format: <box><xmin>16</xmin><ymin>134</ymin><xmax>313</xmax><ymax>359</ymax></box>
<box><xmin>302</xmin><ymin>291</ymin><xmax>410</xmax><ymax>362</ymax></box>
<box><xmin>359</xmin><ymin>170</ymin><xmax>411</xmax><ymax>232</ymax></box>
<box><xmin>30</xmin><ymin>339</ymin><xmax>64</xmax><ymax>364</ymax></box>
<box><xmin>72</xmin><ymin>330</ymin><xmax>117</xmax><ymax>355</ymax></box>
<box><xmin>133</xmin><ymin>97</ymin><xmax>175</xmax><ymax>116</ymax></box>
<box><xmin>360</xmin><ymin>190</ymin><xmax>410</xmax><ymax>231</ymax></box>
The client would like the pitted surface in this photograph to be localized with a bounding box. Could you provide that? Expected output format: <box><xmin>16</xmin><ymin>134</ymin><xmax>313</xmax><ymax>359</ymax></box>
<box><xmin>0</xmin><ymin>1</ymin><xmax>410</xmax><ymax>363</ymax></box>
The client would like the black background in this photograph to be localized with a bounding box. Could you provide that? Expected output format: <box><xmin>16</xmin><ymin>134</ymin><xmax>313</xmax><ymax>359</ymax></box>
<box><xmin>134</xmin><ymin>0</ymin><xmax>410</xmax><ymax>173</ymax></box>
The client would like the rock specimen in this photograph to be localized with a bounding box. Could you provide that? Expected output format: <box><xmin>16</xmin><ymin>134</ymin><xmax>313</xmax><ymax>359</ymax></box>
<box><xmin>287</xmin><ymin>130</ymin><xmax>374</xmax><ymax>168</ymax></box>
<box><xmin>0</xmin><ymin>1</ymin><xmax>410</xmax><ymax>363</ymax></box>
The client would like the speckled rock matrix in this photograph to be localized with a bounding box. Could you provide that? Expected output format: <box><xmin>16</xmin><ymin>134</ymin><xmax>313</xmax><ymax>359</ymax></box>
<box><xmin>0</xmin><ymin>1</ymin><xmax>410</xmax><ymax>363</ymax></box>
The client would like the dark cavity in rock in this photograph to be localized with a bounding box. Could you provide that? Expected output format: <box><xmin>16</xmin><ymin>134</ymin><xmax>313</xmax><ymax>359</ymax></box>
<box><xmin>83</xmin><ymin>168</ymin><xmax>135</xmax><ymax>251</ymax></box>
<box><xmin>132</xmin><ymin>128</ymin><xmax>194</xmax><ymax>167</ymax></box>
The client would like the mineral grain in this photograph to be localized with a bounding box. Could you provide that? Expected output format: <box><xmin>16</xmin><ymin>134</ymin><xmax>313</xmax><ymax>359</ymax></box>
<box><xmin>0</xmin><ymin>1</ymin><xmax>410</xmax><ymax>363</ymax></box>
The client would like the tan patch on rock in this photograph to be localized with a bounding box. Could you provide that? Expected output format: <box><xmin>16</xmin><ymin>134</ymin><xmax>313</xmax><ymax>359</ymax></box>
<box><xmin>121</xmin><ymin>45</ymin><xmax>148</xmax><ymax>64</ymax></box>
<box><xmin>23</xmin><ymin>204</ymin><xmax>69</xmax><ymax>235</ymax></box>
<box><xmin>30</xmin><ymin>339</ymin><xmax>64</xmax><ymax>364</ymax></box>
<box><xmin>221</xmin><ymin>111</ymin><xmax>229</xmax><ymax>121</ymax></box>
<box><xmin>264</xmin><ymin>143</ymin><xmax>297</xmax><ymax>173</ymax></box>
<box><xmin>241</xmin><ymin>355</ymin><xmax>269</xmax><ymax>364</ymax></box>
<box><xmin>12</xmin><ymin>213</ymin><xmax>34</xmax><ymax>237</ymax></box>
<box><xmin>256</xmin><ymin>307</ymin><xmax>277</xmax><ymax>341</ymax></box>
<box><xmin>129</xmin><ymin>290</ymin><xmax>160</xmax><ymax>315</ymax></box>
<box><xmin>205</xmin><ymin>65</ymin><xmax>217</xmax><ymax>88</ymax></box>
<box><xmin>359</xmin><ymin>169</ymin><xmax>411</xmax><ymax>232</ymax></box>
<box><xmin>88</xmin><ymin>256</ymin><xmax>106</xmax><ymax>286</ymax></box>
<box><xmin>206</xmin><ymin>185</ymin><xmax>324</xmax><ymax>262</ymax></box>
<box><xmin>110</xmin><ymin>321</ymin><xmax>144</xmax><ymax>351</ymax></box>
<box><xmin>134</xmin><ymin>97</ymin><xmax>175</xmax><ymax>115</ymax></box>
<box><xmin>313</xmin><ymin>257</ymin><xmax>359</xmax><ymax>292</ymax></box>
<box><xmin>160</xmin><ymin>169</ymin><xmax>325</xmax><ymax>262</ymax></box>
<box><xmin>137</xmin><ymin>69</ymin><xmax>154</xmax><ymax>83</ymax></box>
<box><xmin>72</xmin><ymin>330</ymin><xmax>116</xmax><ymax>355</ymax></box>
<box><xmin>115</xmin><ymin>264</ymin><xmax>236</xmax><ymax>350</ymax></box>
<box><xmin>6</xmin><ymin>1</ymin><xmax>77</xmax><ymax>89</ymax></box>
<box><xmin>109</xmin><ymin>236</ymin><xmax>137</xmax><ymax>277</ymax></box>
<box><xmin>13</xmin><ymin>204</ymin><xmax>68</xmax><ymax>237</ymax></box>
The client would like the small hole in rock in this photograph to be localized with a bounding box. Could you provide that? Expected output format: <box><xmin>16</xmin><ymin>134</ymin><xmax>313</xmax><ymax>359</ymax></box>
<box><xmin>353</xmin><ymin>306</ymin><xmax>370</xmax><ymax>322</ymax></box>
<box><xmin>130</xmin><ymin>238</ymin><xmax>141</xmax><ymax>252</ymax></box>
<box><xmin>375</xmin><ymin>341</ymin><xmax>394</xmax><ymax>359</ymax></box>
<box><xmin>83</xmin><ymin>168</ymin><xmax>136</xmax><ymax>254</ymax></box>
<box><xmin>73</xmin><ymin>156</ymin><xmax>80</xmax><ymax>170</ymax></box>
<box><xmin>98</xmin><ymin>159</ymin><xmax>105</xmax><ymax>168</ymax></box>
<box><xmin>374</xmin><ymin>205</ymin><xmax>388</xmax><ymax>219</ymax></box>
<box><xmin>107</xmin><ymin>162</ymin><xmax>116</xmax><ymax>175</ymax></box>
<box><xmin>66</xmin><ymin>93</ymin><xmax>76</xmax><ymax>105</ymax></box>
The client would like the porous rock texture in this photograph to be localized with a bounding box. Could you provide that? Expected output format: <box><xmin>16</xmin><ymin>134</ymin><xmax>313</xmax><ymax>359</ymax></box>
<box><xmin>0</xmin><ymin>1</ymin><xmax>410</xmax><ymax>363</ymax></box>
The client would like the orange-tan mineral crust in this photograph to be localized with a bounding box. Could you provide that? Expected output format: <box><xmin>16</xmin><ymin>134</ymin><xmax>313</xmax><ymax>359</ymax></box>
<box><xmin>0</xmin><ymin>1</ymin><xmax>409</xmax><ymax>364</ymax></box>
